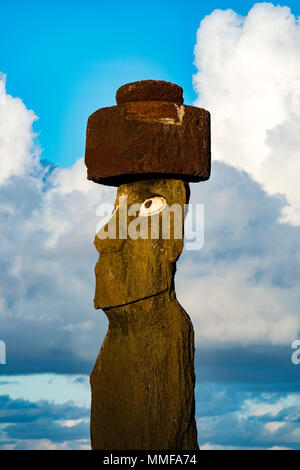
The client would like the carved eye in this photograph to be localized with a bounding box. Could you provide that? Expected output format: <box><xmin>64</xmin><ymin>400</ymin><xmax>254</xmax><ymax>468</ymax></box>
<box><xmin>139</xmin><ymin>196</ymin><xmax>167</xmax><ymax>217</ymax></box>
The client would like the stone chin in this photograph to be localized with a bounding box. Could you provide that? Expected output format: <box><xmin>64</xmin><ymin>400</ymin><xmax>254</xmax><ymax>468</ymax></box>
<box><xmin>94</xmin><ymin>288</ymin><xmax>170</xmax><ymax>311</ymax></box>
<box><xmin>93</xmin><ymin>246</ymin><xmax>175</xmax><ymax>310</ymax></box>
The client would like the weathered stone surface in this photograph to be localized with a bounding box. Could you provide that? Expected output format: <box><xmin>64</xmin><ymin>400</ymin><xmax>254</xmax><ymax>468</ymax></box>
<box><xmin>85</xmin><ymin>100</ymin><xmax>210</xmax><ymax>186</ymax></box>
<box><xmin>116</xmin><ymin>79</ymin><xmax>184</xmax><ymax>105</ymax></box>
<box><xmin>90</xmin><ymin>292</ymin><xmax>198</xmax><ymax>450</ymax></box>
<box><xmin>90</xmin><ymin>179</ymin><xmax>198</xmax><ymax>450</ymax></box>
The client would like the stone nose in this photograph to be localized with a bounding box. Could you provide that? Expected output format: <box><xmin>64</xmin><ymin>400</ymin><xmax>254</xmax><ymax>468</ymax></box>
<box><xmin>94</xmin><ymin>207</ymin><xmax>126</xmax><ymax>254</ymax></box>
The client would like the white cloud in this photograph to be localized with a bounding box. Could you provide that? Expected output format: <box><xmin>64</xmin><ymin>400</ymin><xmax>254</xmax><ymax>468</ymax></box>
<box><xmin>265</xmin><ymin>422</ymin><xmax>286</xmax><ymax>433</ymax></box>
<box><xmin>28</xmin><ymin>157</ymin><xmax>115</xmax><ymax>248</ymax></box>
<box><xmin>177</xmin><ymin>264</ymin><xmax>299</xmax><ymax>346</ymax></box>
<box><xmin>240</xmin><ymin>394</ymin><xmax>300</xmax><ymax>419</ymax></box>
<box><xmin>0</xmin><ymin>73</ymin><xmax>40</xmax><ymax>183</ymax></box>
<box><xmin>193</xmin><ymin>3</ymin><xmax>300</xmax><ymax>224</ymax></box>
<box><xmin>177</xmin><ymin>163</ymin><xmax>300</xmax><ymax>346</ymax></box>
<box><xmin>268</xmin><ymin>445</ymin><xmax>291</xmax><ymax>450</ymax></box>
<box><xmin>199</xmin><ymin>442</ymin><xmax>219</xmax><ymax>450</ymax></box>
<box><xmin>61</xmin><ymin>419</ymin><xmax>87</xmax><ymax>428</ymax></box>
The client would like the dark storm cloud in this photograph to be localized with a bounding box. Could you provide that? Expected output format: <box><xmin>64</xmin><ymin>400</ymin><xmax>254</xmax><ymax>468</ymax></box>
<box><xmin>5</xmin><ymin>419</ymin><xmax>89</xmax><ymax>442</ymax></box>
<box><xmin>0</xmin><ymin>394</ymin><xmax>89</xmax><ymax>446</ymax></box>
<box><xmin>195</xmin><ymin>345</ymin><xmax>300</xmax><ymax>391</ymax></box>
<box><xmin>0</xmin><ymin>395</ymin><xmax>89</xmax><ymax>423</ymax></box>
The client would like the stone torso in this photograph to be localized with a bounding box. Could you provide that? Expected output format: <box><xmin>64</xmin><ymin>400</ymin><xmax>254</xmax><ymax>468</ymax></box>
<box><xmin>90</xmin><ymin>291</ymin><xmax>198</xmax><ymax>450</ymax></box>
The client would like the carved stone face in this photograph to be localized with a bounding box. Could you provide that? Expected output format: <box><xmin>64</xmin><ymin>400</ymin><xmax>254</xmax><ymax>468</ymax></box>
<box><xmin>94</xmin><ymin>178</ymin><xmax>189</xmax><ymax>309</ymax></box>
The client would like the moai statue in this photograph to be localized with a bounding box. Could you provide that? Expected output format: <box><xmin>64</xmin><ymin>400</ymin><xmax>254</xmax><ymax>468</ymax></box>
<box><xmin>85</xmin><ymin>80</ymin><xmax>210</xmax><ymax>450</ymax></box>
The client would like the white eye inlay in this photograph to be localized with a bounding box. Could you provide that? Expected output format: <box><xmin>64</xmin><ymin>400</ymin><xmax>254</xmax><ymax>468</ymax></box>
<box><xmin>139</xmin><ymin>196</ymin><xmax>167</xmax><ymax>217</ymax></box>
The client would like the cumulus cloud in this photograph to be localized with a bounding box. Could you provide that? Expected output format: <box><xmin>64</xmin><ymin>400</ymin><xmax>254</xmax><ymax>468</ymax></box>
<box><xmin>0</xmin><ymin>73</ymin><xmax>40</xmax><ymax>183</ymax></box>
<box><xmin>193</xmin><ymin>2</ymin><xmax>300</xmax><ymax>224</ymax></box>
<box><xmin>177</xmin><ymin>163</ymin><xmax>300</xmax><ymax>346</ymax></box>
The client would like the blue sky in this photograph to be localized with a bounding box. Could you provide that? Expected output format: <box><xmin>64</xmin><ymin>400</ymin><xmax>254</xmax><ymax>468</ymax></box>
<box><xmin>1</xmin><ymin>0</ymin><xmax>300</xmax><ymax>449</ymax></box>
